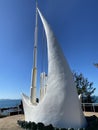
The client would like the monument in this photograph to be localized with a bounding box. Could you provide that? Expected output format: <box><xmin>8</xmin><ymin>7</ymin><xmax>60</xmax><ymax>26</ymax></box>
<box><xmin>22</xmin><ymin>3</ymin><xmax>87</xmax><ymax>128</ymax></box>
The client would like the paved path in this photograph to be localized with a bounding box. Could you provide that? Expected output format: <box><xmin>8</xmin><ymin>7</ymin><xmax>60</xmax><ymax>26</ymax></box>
<box><xmin>84</xmin><ymin>112</ymin><xmax>98</xmax><ymax>117</ymax></box>
<box><xmin>0</xmin><ymin>114</ymin><xmax>24</xmax><ymax>130</ymax></box>
<box><xmin>0</xmin><ymin>112</ymin><xmax>98</xmax><ymax>130</ymax></box>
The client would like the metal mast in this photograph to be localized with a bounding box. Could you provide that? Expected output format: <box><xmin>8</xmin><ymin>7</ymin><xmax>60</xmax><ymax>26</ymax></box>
<box><xmin>30</xmin><ymin>0</ymin><xmax>38</xmax><ymax>104</ymax></box>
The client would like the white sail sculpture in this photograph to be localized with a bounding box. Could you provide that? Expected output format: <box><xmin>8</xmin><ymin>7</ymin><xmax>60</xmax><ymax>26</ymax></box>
<box><xmin>22</xmin><ymin>8</ymin><xmax>87</xmax><ymax>128</ymax></box>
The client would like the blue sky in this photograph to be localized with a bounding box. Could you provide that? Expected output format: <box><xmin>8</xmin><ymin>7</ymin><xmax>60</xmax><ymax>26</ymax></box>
<box><xmin>0</xmin><ymin>0</ymin><xmax>98</xmax><ymax>99</ymax></box>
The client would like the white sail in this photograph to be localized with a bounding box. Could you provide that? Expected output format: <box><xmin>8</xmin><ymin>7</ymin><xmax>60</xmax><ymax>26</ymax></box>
<box><xmin>22</xmin><ymin>8</ymin><xmax>87</xmax><ymax>128</ymax></box>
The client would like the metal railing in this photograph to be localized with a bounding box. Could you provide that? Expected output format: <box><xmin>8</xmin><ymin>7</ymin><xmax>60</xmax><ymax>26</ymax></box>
<box><xmin>0</xmin><ymin>106</ymin><xmax>22</xmax><ymax>116</ymax></box>
<box><xmin>81</xmin><ymin>103</ymin><xmax>98</xmax><ymax>112</ymax></box>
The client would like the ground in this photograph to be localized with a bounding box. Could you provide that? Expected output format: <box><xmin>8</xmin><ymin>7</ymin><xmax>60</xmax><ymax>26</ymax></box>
<box><xmin>0</xmin><ymin>114</ymin><xmax>24</xmax><ymax>130</ymax></box>
<box><xmin>0</xmin><ymin>112</ymin><xmax>98</xmax><ymax>130</ymax></box>
<box><xmin>84</xmin><ymin>112</ymin><xmax>98</xmax><ymax>117</ymax></box>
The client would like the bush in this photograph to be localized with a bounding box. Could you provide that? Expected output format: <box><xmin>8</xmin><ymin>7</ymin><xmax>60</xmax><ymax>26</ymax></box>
<box><xmin>17</xmin><ymin>117</ymin><xmax>98</xmax><ymax>130</ymax></box>
<box><xmin>60</xmin><ymin>128</ymin><xmax>67</xmax><ymax>130</ymax></box>
<box><xmin>37</xmin><ymin>122</ymin><xmax>44</xmax><ymax>130</ymax></box>
<box><xmin>31</xmin><ymin>122</ymin><xmax>37</xmax><ymax>130</ymax></box>
<box><xmin>55</xmin><ymin>128</ymin><xmax>59</xmax><ymax>130</ymax></box>
<box><xmin>43</xmin><ymin>124</ymin><xmax>54</xmax><ymax>130</ymax></box>
<box><xmin>86</xmin><ymin>115</ymin><xmax>98</xmax><ymax>130</ymax></box>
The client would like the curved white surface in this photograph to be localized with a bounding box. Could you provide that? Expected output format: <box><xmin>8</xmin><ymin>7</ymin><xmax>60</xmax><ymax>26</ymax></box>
<box><xmin>22</xmin><ymin>8</ymin><xmax>87</xmax><ymax>128</ymax></box>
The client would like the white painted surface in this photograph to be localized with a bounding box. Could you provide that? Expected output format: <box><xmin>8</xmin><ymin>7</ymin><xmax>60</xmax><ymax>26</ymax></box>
<box><xmin>22</xmin><ymin>8</ymin><xmax>87</xmax><ymax>128</ymax></box>
<box><xmin>40</xmin><ymin>72</ymin><xmax>47</xmax><ymax>101</ymax></box>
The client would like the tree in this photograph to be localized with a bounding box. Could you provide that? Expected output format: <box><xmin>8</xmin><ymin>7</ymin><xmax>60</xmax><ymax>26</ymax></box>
<box><xmin>73</xmin><ymin>72</ymin><xmax>96</xmax><ymax>103</ymax></box>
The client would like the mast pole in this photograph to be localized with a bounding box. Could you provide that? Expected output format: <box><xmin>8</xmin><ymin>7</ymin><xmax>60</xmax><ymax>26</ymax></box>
<box><xmin>30</xmin><ymin>0</ymin><xmax>38</xmax><ymax>104</ymax></box>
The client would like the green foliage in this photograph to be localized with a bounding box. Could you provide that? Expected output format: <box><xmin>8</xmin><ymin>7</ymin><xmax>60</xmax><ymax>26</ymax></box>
<box><xmin>17</xmin><ymin>116</ymin><xmax>98</xmax><ymax>130</ymax></box>
<box><xmin>17</xmin><ymin>120</ymin><xmax>37</xmax><ymax>130</ymax></box>
<box><xmin>43</xmin><ymin>124</ymin><xmax>54</xmax><ymax>130</ymax></box>
<box><xmin>86</xmin><ymin>115</ymin><xmax>98</xmax><ymax>130</ymax></box>
<box><xmin>73</xmin><ymin>72</ymin><xmax>96</xmax><ymax>103</ymax></box>
<box><xmin>31</xmin><ymin>122</ymin><xmax>37</xmax><ymax>130</ymax></box>
<box><xmin>60</xmin><ymin>128</ymin><xmax>67</xmax><ymax>130</ymax></box>
<box><xmin>37</xmin><ymin>122</ymin><xmax>44</xmax><ymax>130</ymax></box>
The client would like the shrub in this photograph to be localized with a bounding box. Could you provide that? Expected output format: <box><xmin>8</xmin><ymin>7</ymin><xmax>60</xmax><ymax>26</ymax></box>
<box><xmin>37</xmin><ymin>122</ymin><xmax>44</xmax><ymax>130</ymax></box>
<box><xmin>61</xmin><ymin>128</ymin><xmax>67</xmax><ymax>130</ymax></box>
<box><xmin>55</xmin><ymin>128</ymin><xmax>59</xmax><ymax>130</ymax></box>
<box><xmin>17</xmin><ymin>117</ymin><xmax>98</xmax><ymax>130</ymax></box>
<box><xmin>43</xmin><ymin>124</ymin><xmax>54</xmax><ymax>130</ymax></box>
<box><xmin>31</xmin><ymin>122</ymin><xmax>37</xmax><ymax>130</ymax></box>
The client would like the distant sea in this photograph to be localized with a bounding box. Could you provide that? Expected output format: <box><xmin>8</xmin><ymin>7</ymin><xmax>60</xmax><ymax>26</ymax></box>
<box><xmin>0</xmin><ymin>97</ymin><xmax>98</xmax><ymax>109</ymax></box>
<box><xmin>0</xmin><ymin>99</ymin><xmax>21</xmax><ymax>108</ymax></box>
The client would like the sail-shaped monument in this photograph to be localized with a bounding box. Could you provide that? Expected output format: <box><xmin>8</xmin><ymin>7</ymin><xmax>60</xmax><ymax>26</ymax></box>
<box><xmin>22</xmin><ymin>6</ymin><xmax>87</xmax><ymax>128</ymax></box>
